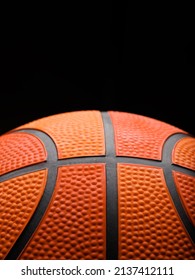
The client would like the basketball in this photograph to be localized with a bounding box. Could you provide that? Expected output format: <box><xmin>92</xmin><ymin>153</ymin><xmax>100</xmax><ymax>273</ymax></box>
<box><xmin>0</xmin><ymin>110</ymin><xmax>194</xmax><ymax>260</ymax></box>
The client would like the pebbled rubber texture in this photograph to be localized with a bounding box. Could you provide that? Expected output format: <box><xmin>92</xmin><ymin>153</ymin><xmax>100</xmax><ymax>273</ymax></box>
<box><xmin>109</xmin><ymin>111</ymin><xmax>184</xmax><ymax>160</ymax></box>
<box><xmin>0</xmin><ymin>170</ymin><xmax>47</xmax><ymax>259</ymax></box>
<box><xmin>0</xmin><ymin>133</ymin><xmax>46</xmax><ymax>176</ymax></box>
<box><xmin>20</xmin><ymin>164</ymin><xmax>106</xmax><ymax>260</ymax></box>
<box><xmin>16</xmin><ymin>110</ymin><xmax>105</xmax><ymax>159</ymax></box>
<box><xmin>173</xmin><ymin>171</ymin><xmax>195</xmax><ymax>226</ymax></box>
<box><xmin>118</xmin><ymin>164</ymin><xmax>195</xmax><ymax>259</ymax></box>
<box><xmin>173</xmin><ymin>137</ymin><xmax>195</xmax><ymax>171</ymax></box>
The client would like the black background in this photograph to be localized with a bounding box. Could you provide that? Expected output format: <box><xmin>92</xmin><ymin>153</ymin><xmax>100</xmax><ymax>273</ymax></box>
<box><xmin>0</xmin><ymin>3</ymin><xmax>194</xmax><ymax>136</ymax></box>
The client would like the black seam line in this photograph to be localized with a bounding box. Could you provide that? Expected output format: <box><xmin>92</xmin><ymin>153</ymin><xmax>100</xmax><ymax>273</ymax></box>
<box><xmin>0</xmin><ymin>157</ymin><xmax>162</xmax><ymax>183</ymax></box>
<box><xmin>1</xmin><ymin>156</ymin><xmax>195</xmax><ymax>184</ymax></box>
<box><xmin>1</xmin><ymin>128</ymin><xmax>194</xmax><ymax>184</ymax></box>
<box><xmin>101</xmin><ymin>112</ymin><xmax>118</xmax><ymax>260</ymax></box>
<box><xmin>5</xmin><ymin>130</ymin><xmax>58</xmax><ymax>260</ymax></box>
<box><xmin>162</xmin><ymin>133</ymin><xmax>195</xmax><ymax>244</ymax></box>
<box><xmin>172</xmin><ymin>164</ymin><xmax>195</xmax><ymax>178</ymax></box>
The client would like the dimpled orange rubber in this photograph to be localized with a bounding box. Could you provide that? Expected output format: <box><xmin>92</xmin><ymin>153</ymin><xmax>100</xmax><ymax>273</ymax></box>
<box><xmin>0</xmin><ymin>133</ymin><xmax>47</xmax><ymax>176</ymax></box>
<box><xmin>173</xmin><ymin>172</ymin><xmax>195</xmax><ymax>226</ymax></box>
<box><xmin>21</xmin><ymin>164</ymin><xmax>106</xmax><ymax>259</ymax></box>
<box><xmin>0</xmin><ymin>170</ymin><xmax>47</xmax><ymax>259</ymax></box>
<box><xmin>17</xmin><ymin>110</ymin><xmax>105</xmax><ymax>159</ymax></box>
<box><xmin>118</xmin><ymin>165</ymin><xmax>194</xmax><ymax>259</ymax></box>
<box><xmin>0</xmin><ymin>110</ymin><xmax>194</xmax><ymax>260</ymax></box>
<box><xmin>109</xmin><ymin>111</ymin><xmax>184</xmax><ymax>159</ymax></box>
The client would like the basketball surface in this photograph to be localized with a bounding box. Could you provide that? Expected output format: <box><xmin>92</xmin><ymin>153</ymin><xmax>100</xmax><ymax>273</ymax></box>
<box><xmin>0</xmin><ymin>110</ymin><xmax>194</xmax><ymax>260</ymax></box>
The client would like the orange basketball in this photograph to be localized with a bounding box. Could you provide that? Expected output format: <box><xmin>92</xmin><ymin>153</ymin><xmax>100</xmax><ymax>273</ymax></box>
<box><xmin>0</xmin><ymin>110</ymin><xmax>194</xmax><ymax>260</ymax></box>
